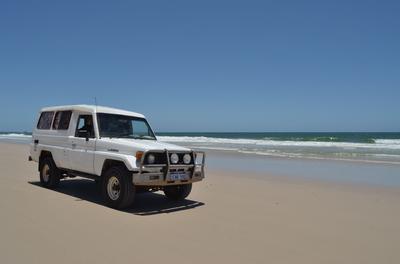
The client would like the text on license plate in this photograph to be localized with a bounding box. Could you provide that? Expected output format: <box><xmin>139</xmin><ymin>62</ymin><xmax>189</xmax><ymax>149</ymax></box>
<box><xmin>170</xmin><ymin>172</ymin><xmax>189</xmax><ymax>181</ymax></box>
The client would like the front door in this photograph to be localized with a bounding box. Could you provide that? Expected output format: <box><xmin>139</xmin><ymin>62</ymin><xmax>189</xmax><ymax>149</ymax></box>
<box><xmin>68</xmin><ymin>114</ymin><xmax>96</xmax><ymax>174</ymax></box>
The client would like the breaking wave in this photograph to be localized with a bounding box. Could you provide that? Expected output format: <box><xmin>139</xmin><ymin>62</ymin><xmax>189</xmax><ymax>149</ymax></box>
<box><xmin>157</xmin><ymin>136</ymin><xmax>400</xmax><ymax>150</ymax></box>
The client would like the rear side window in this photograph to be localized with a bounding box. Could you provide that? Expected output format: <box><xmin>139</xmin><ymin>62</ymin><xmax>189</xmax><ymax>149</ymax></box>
<box><xmin>37</xmin><ymin>111</ymin><xmax>54</xmax><ymax>130</ymax></box>
<box><xmin>52</xmin><ymin>111</ymin><xmax>72</xmax><ymax>130</ymax></box>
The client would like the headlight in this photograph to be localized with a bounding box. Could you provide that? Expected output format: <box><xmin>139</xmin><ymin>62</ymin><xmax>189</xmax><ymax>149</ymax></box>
<box><xmin>183</xmin><ymin>153</ymin><xmax>191</xmax><ymax>164</ymax></box>
<box><xmin>170</xmin><ymin>153</ymin><xmax>179</xmax><ymax>164</ymax></box>
<box><xmin>147</xmin><ymin>154</ymin><xmax>155</xmax><ymax>164</ymax></box>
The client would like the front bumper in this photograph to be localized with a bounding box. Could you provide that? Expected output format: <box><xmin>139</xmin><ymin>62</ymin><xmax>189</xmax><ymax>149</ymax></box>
<box><xmin>132</xmin><ymin>150</ymin><xmax>205</xmax><ymax>186</ymax></box>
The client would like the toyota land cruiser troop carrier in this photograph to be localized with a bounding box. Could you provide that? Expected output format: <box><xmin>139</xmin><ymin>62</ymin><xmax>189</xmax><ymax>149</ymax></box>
<box><xmin>29</xmin><ymin>105</ymin><xmax>205</xmax><ymax>209</ymax></box>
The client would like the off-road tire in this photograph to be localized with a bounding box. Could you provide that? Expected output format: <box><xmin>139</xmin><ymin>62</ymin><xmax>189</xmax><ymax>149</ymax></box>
<box><xmin>39</xmin><ymin>157</ymin><xmax>60</xmax><ymax>188</ymax></box>
<box><xmin>101</xmin><ymin>166</ymin><xmax>135</xmax><ymax>209</ymax></box>
<box><xmin>164</xmin><ymin>184</ymin><xmax>192</xmax><ymax>200</ymax></box>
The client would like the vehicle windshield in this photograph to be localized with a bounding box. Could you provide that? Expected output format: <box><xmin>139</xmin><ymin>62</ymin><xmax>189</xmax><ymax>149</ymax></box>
<box><xmin>97</xmin><ymin>113</ymin><xmax>156</xmax><ymax>140</ymax></box>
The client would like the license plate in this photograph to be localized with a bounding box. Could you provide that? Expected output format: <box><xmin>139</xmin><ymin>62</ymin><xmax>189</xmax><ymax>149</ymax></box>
<box><xmin>169</xmin><ymin>172</ymin><xmax>189</xmax><ymax>181</ymax></box>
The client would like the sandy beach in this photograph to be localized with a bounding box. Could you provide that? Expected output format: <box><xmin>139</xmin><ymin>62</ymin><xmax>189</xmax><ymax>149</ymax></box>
<box><xmin>1</xmin><ymin>142</ymin><xmax>400</xmax><ymax>264</ymax></box>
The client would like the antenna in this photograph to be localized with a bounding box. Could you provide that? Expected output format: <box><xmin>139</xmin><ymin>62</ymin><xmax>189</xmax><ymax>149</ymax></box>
<box><xmin>94</xmin><ymin>97</ymin><xmax>98</xmax><ymax>113</ymax></box>
<box><xmin>94</xmin><ymin>97</ymin><xmax>99</xmax><ymax>140</ymax></box>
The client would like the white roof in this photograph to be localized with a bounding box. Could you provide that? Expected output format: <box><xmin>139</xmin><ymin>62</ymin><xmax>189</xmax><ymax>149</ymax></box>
<box><xmin>40</xmin><ymin>104</ymin><xmax>145</xmax><ymax>118</ymax></box>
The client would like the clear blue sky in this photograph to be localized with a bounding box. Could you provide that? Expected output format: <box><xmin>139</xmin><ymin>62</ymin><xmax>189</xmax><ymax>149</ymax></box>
<box><xmin>1</xmin><ymin>0</ymin><xmax>399</xmax><ymax>132</ymax></box>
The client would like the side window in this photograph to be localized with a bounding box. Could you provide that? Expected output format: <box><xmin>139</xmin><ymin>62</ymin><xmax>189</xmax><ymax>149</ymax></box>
<box><xmin>53</xmin><ymin>111</ymin><xmax>72</xmax><ymax>130</ymax></box>
<box><xmin>37</xmin><ymin>111</ymin><xmax>54</xmax><ymax>129</ymax></box>
<box><xmin>75</xmin><ymin>115</ymin><xmax>94</xmax><ymax>138</ymax></box>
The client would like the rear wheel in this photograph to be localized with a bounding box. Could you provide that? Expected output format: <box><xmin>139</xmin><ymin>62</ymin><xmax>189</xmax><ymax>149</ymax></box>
<box><xmin>39</xmin><ymin>157</ymin><xmax>60</xmax><ymax>188</ymax></box>
<box><xmin>101</xmin><ymin>166</ymin><xmax>135</xmax><ymax>209</ymax></box>
<box><xmin>164</xmin><ymin>184</ymin><xmax>192</xmax><ymax>200</ymax></box>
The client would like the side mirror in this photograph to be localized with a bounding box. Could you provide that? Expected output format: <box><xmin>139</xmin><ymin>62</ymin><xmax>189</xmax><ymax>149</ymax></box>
<box><xmin>85</xmin><ymin>131</ymin><xmax>90</xmax><ymax>141</ymax></box>
<box><xmin>77</xmin><ymin>129</ymin><xmax>90</xmax><ymax>140</ymax></box>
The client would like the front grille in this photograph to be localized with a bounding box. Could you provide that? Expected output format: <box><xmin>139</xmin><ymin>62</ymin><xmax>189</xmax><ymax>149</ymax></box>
<box><xmin>142</xmin><ymin>151</ymin><xmax>194</xmax><ymax>165</ymax></box>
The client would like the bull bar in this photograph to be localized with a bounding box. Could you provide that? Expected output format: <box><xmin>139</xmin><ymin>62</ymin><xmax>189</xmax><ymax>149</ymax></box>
<box><xmin>132</xmin><ymin>149</ymin><xmax>205</xmax><ymax>186</ymax></box>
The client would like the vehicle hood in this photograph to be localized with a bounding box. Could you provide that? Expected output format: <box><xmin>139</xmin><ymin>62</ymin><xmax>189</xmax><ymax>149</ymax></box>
<box><xmin>99</xmin><ymin>138</ymin><xmax>190</xmax><ymax>152</ymax></box>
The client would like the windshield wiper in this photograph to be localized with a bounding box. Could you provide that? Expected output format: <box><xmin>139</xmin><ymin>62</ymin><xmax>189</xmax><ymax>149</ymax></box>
<box><xmin>111</xmin><ymin>132</ymin><xmax>134</xmax><ymax>138</ymax></box>
<box><xmin>138</xmin><ymin>135</ymin><xmax>155</xmax><ymax>140</ymax></box>
<box><xmin>131</xmin><ymin>135</ymin><xmax>156</xmax><ymax>140</ymax></box>
<box><xmin>102</xmin><ymin>133</ymin><xmax>155</xmax><ymax>140</ymax></box>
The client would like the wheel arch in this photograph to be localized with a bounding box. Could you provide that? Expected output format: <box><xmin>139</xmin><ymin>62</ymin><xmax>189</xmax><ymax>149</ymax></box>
<box><xmin>101</xmin><ymin>159</ymin><xmax>129</xmax><ymax>176</ymax></box>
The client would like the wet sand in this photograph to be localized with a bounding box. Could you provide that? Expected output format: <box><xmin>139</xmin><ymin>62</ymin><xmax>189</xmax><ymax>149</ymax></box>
<box><xmin>1</xmin><ymin>142</ymin><xmax>400</xmax><ymax>264</ymax></box>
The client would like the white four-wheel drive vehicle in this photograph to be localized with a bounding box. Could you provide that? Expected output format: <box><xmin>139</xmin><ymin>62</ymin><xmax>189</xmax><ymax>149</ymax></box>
<box><xmin>29</xmin><ymin>105</ymin><xmax>205</xmax><ymax>209</ymax></box>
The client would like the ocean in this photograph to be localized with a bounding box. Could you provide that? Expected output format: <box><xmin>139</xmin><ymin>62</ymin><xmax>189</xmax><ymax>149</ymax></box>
<box><xmin>157</xmin><ymin>132</ymin><xmax>400</xmax><ymax>164</ymax></box>
<box><xmin>1</xmin><ymin>131</ymin><xmax>400</xmax><ymax>164</ymax></box>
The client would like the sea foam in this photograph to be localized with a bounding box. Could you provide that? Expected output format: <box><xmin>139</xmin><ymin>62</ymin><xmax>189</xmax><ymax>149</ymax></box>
<box><xmin>0</xmin><ymin>133</ymin><xmax>32</xmax><ymax>138</ymax></box>
<box><xmin>157</xmin><ymin>136</ymin><xmax>400</xmax><ymax>150</ymax></box>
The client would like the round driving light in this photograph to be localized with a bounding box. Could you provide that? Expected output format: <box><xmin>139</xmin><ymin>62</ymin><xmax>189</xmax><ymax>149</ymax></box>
<box><xmin>147</xmin><ymin>154</ymin><xmax>155</xmax><ymax>164</ymax></box>
<box><xmin>183</xmin><ymin>154</ymin><xmax>191</xmax><ymax>164</ymax></box>
<box><xmin>170</xmin><ymin>153</ymin><xmax>179</xmax><ymax>164</ymax></box>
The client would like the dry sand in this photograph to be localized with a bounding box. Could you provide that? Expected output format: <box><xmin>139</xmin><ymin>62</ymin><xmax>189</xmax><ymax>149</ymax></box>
<box><xmin>1</xmin><ymin>142</ymin><xmax>400</xmax><ymax>264</ymax></box>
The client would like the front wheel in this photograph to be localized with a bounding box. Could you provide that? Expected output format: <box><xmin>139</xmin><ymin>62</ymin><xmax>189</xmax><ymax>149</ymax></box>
<box><xmin>164</xmin><ymin>184</ymin><xmax>192</xmax><ymax>200</ymax></box>
<box><xmin>101</xmin><ymin>166</ymin><xmax>135</xmax><ymax>209</ymax></box>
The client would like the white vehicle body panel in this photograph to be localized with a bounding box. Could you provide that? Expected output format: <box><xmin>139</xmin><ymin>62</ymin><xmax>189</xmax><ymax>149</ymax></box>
<box><xmin>93</xmin><ymin>138</ymin><xmax>190</xmax><ymax>175</ymax></box>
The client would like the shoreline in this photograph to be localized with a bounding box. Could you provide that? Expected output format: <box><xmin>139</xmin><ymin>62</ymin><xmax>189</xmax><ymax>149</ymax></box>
<box><xmin>202</xmin><ymin>149</ymin><xmax>400</xmax><ymax>187</ymax></box>
<box><xmin>199</xmin><ymin>146</ymin><xmax>400</xmax><ymax>166</ymax></box>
